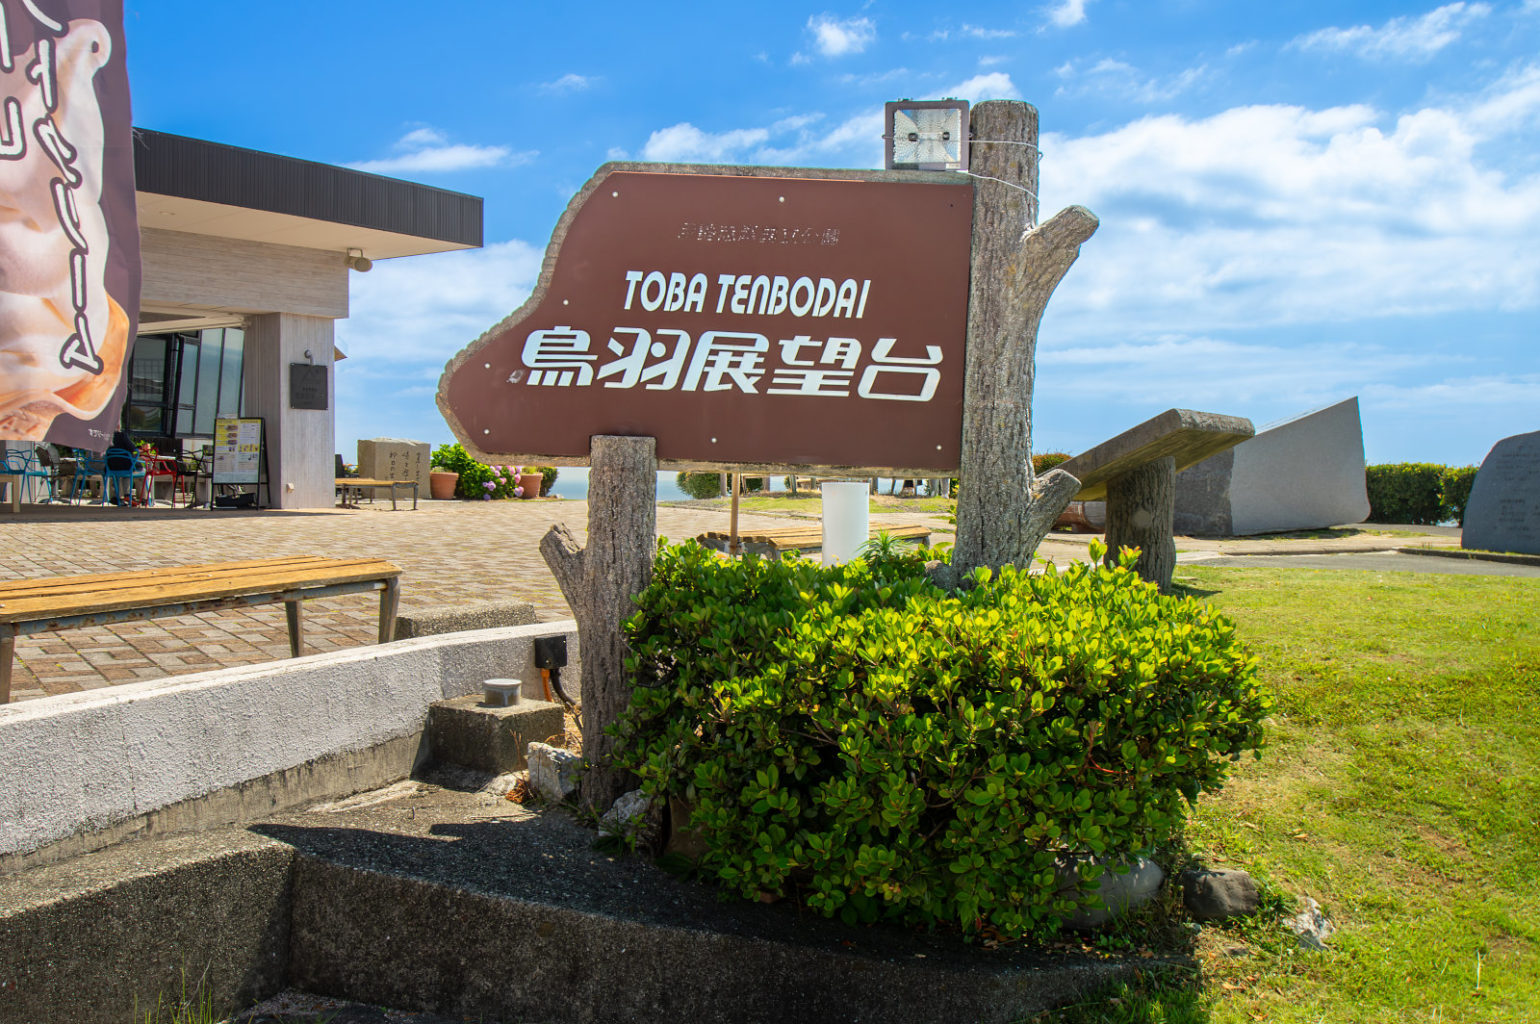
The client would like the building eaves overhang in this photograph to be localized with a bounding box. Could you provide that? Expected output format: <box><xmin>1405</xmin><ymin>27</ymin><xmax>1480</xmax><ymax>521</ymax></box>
<box><xmin>132</xmin><ymin>128</ymin><xmax>484</xmax><ymax>260</ymax></box>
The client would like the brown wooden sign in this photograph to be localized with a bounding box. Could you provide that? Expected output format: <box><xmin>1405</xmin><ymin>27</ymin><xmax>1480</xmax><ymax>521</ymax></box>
<box><xmin>439</xmin><ymin>165</ymin><xmax>973</xmax><ymax>473</ymax></box>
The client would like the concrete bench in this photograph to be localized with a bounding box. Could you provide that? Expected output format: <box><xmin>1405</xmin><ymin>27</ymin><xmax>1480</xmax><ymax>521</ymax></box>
<box><xmin>336</xmin><ymin>478</ymin><xmax>419</xmax><ymax>510</ymax></box>
<box><xmin>0</xmin><ymin>556</ymin><xmax>402</xmax><ymax>703</ymax></box>
<box><xmin>697</xmin><ymin>523</ymin><xmax>932</xmax><ymax>558</ymax></box>
<box><xmin>1058</xmin><ymin>409</ymin><xmax>1253</xmax><ymax>589</ymax></box>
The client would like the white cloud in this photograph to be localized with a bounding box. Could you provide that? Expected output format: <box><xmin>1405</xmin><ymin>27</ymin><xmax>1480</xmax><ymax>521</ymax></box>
<box><xmin>632</xmin><ymin>73</ymin><xmax>1020</xmax><ymax>170</ymax></box>
<box><xmin>349</xmin><ymin>128</ymin><xmax>533</xmax><ymax>175</ymax></box>
<box><xmin>337</xmin><ymin>240</ymin><xmax>544</xmax><ymax>367</ymax></box>
<box><xmin>1037</xmin><ymin>67</ymin><xmax>1540</xmax><ymax>338</ymax></box>
<box><xmin>1290</xmin><ymin>2</ymin><xmax>1491</xmax><ymax>61</ymax></box>
<box><xmin>1054</xmin><ymin>58</ymin><xmax>1207</xmax><ymax>103</ymax></box>
<box><xmin>1042</xmin><ymin>0</ymin><xmax>1092</xmax><ymax>29</ymax></box>
<box><xmin>807</xmin><ymin>14</ymin><xmax>876</xmax><ymax>57</ymax></box>
<box><xmin>1363</xmin><ymin>373</ymin><xmax>1540</xmax><ymax>410</ymax></box>
<box><xmin>538</xmin><ymin>73</ymin><xmax>595</xmax><ymax>95</ymax></box>
<box><xmin>948</xmin><ymin>72</ymin><xmax>1022</xmax><ymax>104</ymax></box>
<box><xmin>931</xmin><ymin>24</ymin><xmax>1017</xmax><ymax>41</ymax></box>
<box><xmin>640</xmin><ymin>123</ymin><xmax>772</xmax><ymax>163</ymax></box>
<box><xmin>1038</xmin><ymin>334</ymin><xmax>1436</xmax><ymax>407</ymax></box>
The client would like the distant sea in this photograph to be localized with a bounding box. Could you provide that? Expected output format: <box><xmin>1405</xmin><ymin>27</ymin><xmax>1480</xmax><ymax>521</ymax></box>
<box><xmin>546</xmin><ymin>469</ymin><xmax>691</xmax><ymax>502</ymax></box>
<box><xmin>546</xmin><ymin>471</ymin><xmax>928</xmax><ymax>502</ymax></box>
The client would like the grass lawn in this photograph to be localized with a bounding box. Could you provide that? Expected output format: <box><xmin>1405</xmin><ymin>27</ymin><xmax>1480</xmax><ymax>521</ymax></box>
<box><xmin>1043</xmin><ymin>566</ymin><xmax>1540</xmax><ymax>1023</ymax></box>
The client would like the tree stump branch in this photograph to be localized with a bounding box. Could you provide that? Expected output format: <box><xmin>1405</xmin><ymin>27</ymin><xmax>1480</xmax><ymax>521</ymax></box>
<box><xmin>539</xmin><ymin>434</ymin><xmax>656</xmax><ymax>814</ymax></box>
<box><xmin>949</xmin><ymin>101</ymin><xmax>1099</xmax><ymax>582</ymax></box>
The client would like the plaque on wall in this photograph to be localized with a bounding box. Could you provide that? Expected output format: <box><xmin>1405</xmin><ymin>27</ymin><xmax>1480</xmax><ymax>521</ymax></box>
<box><xmin>289</xmin><ymin>363</ymin><xmax>329</xmax><ymax>410</ymax></box>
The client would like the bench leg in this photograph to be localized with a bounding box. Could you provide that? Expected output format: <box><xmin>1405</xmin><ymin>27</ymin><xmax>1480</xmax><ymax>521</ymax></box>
<box><xmin>1</xmin><ymin>627</ymin><xmax>13</xmax><ymax>703</ymax></box>
<box><xmin>1104</xmin><ymin>455</ymin><xmax>1177</xmax><ymax>593</ymax></box>
<box><xmin>284</xmin><ymin>599</ymin><xmax>303</xmax><ymax>657</ymax></box>
<box><xmin>378</xmin><ymin>577</ymin><xmax>400</xmax><ymax>644</ymax></box>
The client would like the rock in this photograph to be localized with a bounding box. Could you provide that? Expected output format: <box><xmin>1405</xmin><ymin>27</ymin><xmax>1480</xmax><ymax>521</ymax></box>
<box><xmin>1285</xmin><ymin>897</ymin><xmax>1336</xmax><ymax>950</ymax></box>
<box><xmin>1182</xmin><ymin>867</ymin><xmax>1260</xmax><ymax>921</ymax></box>
<box><xmin>525</xmin><ymin>742</ymin><xmax>581</xmax><ymax>803</ymax></box>
<box><xmin>1056</xmin><ymin>855</ymin><xmax>1166</xmax><ymax>929</ymax></box>
<box><xmin>599</xmin><ymin>789</ymin><xmax>659</xmax><ymax>848</ymax></box>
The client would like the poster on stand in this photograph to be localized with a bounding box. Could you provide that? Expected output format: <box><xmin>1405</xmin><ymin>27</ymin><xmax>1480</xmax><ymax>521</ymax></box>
<box><xmin>212</xmin><ymin>417</ymin><xmax>262</xmax><ymax>485</ymax></box>
<box><xmin>0</xmin><ymin>0</ymin><xmax>141</xmax><ymax>449</ymax></box>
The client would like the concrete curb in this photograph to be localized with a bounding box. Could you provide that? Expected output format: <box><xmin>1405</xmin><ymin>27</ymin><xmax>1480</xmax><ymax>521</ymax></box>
<box><xmin>0</xmin><ymin>622</ymin><xmax>578</xmax><ymax>867</ymax></box>
<box><xmin>1397</xmin><ymin>545</ymin><xmax>1540</xmax><ymax>567</ymax></box>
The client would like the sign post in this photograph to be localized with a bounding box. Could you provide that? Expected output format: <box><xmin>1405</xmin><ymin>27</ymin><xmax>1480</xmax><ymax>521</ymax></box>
<box><xmin>440</xmin><ymin>100</ymin><xmax>1099</xmax><ymax>811</ymax></box>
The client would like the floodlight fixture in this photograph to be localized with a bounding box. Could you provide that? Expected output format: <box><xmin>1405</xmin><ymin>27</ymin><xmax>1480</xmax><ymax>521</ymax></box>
<box><xmin>345</xmin><ymin>247</ymin><xmax>373</xmax><ymax>272</ymax></box>
<box><xmin>884</xmin><ymin>99</ymin><xmax>969</xmax><ymax>172</ymax></box>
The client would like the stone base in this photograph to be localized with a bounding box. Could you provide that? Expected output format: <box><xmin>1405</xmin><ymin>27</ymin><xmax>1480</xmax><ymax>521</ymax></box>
<box><xmin>392</xmin><ymin>598</ymin><xmax>537</xmax><ymax>640</ymax></box>
<box><xmin>427</xmin><ymin>694</ymin><xmax>565</xmax><ymax>774</ymax></box>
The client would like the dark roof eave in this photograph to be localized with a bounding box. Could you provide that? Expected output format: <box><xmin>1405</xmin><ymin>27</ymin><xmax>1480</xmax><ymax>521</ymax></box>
<box><xmin>132</xmin><ymin>128</ymin><xmax>483</xmax><ymax>249</ymax></box>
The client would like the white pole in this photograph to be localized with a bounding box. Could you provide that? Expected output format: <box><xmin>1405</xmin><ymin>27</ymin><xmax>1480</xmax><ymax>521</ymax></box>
<box><xmin>821</xmin><ymin>481</ymin><xmax>869</xmax><ymax>566</ymax></box>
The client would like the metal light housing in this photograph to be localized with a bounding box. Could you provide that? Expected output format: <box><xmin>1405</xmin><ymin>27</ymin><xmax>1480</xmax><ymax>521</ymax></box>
<box><xmin>884</xmin><ymin>99</ymin><xmax>969</xmax><ymax>171</ymax></box>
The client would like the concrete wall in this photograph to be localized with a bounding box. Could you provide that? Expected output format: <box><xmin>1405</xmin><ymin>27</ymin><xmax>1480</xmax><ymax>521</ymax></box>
<box><xmin>244</xmin><ymin>312</ymin><xmax>337</xmax><ymax>508</ymax></box>
<box><xmin>140</xmin><ymin>227</ymin><xmax>348</xmax><ymax>319</ymax></box>
<box><xmin>0</xmin><ymin>622</ymin><xmax>578</xmax><ymax>867</ymax></box>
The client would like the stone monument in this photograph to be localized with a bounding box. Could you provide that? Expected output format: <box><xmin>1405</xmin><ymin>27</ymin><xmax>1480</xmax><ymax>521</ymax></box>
<box><xmin>1462</xmin><ymin>430</ymin><xmax>1540</xmax><ymax>555</ymax></box>
<box><xmin>357</xmin><ymin>438</ymin><xmax>431</xmax><ymax>493</ymax></box>
<box><xmin>1174</xmin><ymin>397</ymin><xmax>1370</xmax><ymax>536</ymax></box>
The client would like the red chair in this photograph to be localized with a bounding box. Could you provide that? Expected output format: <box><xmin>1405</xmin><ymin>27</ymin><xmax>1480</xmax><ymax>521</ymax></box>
<box><xmin>145</xmin><ymin>453</ymin><xmax>188</xmax><ymax>506</ymax></box>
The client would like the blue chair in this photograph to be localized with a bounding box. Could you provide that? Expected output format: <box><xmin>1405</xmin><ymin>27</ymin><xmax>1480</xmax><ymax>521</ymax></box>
<box><xmin>100</xmin><ymin>448</ymin><xmax>146</xmax><ymax>505</ymax></box>
<box><xmin>68</xmin><ymin>449</ymin><xmax>104</xmax><ymax>504</ymax></box>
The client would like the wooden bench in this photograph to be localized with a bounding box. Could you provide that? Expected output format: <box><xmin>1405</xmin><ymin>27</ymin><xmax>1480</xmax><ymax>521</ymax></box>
<box><xmin>336</xmin><ymin>478</ymin><xmax>419</xmax><ymax>510</ymax></box>
<box><xmin>697</xmin><ymin>523</ymin><xmax>933</xmax><ymax>558</ymax></box>
<box><xmin>1056</xmin><ymin>408</ymin><xmax>1253</xmax><ymax>589</ymax></box>
<box><xmin>0</xmin><ymin>556</ymin><xmax>402</xmax><ymax>703</ymax></box>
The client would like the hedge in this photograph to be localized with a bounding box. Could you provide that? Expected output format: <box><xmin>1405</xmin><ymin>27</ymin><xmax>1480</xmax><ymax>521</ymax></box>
<box><xmin>1365</xmin><ymin>463</ymin><xmax>1479</xmax><ymax>525</ymax></box>
<box><xmin>617</xmin><ymin>540</ymin><xmax>1269</xmax><ymax>940</ymax></box>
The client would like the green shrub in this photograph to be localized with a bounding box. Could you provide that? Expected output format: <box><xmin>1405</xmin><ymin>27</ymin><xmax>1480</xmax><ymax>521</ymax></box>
<box><xmin>537</xmin><ymin>465</ymin><xmax>559</xmax><ymax>497</ymax></box>
<box><xmin>1033</xmin><ymin>452</ymin><xmax>1072</xmax><ymax>474</ymax></box>
<box><xmin>1440</xmin><ymin>465</ymin><xmax>1478</xmax><ymax>526</ymax></box>
<box><xmin>1365</xmin><ymin>463</ymin><xmax>1477</xmax><ymax>524</ymax></box>
<box><xmin>676</xmin><ymin>472</ymin><xmax>766</xmax><ymax>499</ymax></box>
<box><xmin>676</xmin><ymin>471</ymin><xmax>723</xmax><ymax>499</ymax></box>
<box><xmin>617</xmin><ymin>541</ymin><xmax>1269</xmax><ymax>941</ymax></box>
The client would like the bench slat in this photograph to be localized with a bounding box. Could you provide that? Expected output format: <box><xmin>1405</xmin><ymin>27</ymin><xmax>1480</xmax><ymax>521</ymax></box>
<box><xmin>0</xmin><ymin>558</ymin><xmax>400</xmax><ymax>622</ymax></box>
<box><xmin>0</xmin><ymin>555</ymin><xmax>338</xmax><ymax>596</ymax></box>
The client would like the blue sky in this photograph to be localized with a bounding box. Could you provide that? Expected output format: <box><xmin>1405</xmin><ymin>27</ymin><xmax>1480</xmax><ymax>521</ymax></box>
<box><xmin>124</xmin><ymin>1</ymin><xmax>1538</xmax><ymax>468</ymax></box>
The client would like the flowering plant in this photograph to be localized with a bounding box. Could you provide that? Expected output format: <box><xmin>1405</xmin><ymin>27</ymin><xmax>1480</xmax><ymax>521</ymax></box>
<box><xmin>429</xmin><ymin>443</ymin><xmax>556</xmax><ymax>499</ymax></box>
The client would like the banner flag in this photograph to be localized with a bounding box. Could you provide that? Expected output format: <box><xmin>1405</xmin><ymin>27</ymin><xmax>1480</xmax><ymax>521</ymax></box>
<box><xmin>0</xmin><ymin>0</ymin><xmax>139</xmax><ymax>448</ymax></box>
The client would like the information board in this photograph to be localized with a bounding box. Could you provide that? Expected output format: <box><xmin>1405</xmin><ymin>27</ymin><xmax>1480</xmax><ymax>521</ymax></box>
<box><xmin>213</xmin><ymin>417</ymin><xmax>263</xmax><ymax>484</ymax></box>
<box><xmin>439</xmin><ymin>166</ymin><xmax>973</xmax><ymax>474</ymax></box>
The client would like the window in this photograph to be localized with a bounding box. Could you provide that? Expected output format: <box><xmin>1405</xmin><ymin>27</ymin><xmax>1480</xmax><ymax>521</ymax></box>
<box><xmin>124</xmin><ymin>327</ymin><xmax>244</xmax><ymax>446</ymax></box>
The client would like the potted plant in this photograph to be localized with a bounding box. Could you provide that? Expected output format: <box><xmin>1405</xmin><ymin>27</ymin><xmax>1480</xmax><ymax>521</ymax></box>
<box><xmin>429</xmin><ymin>464</ymin><xmax>459</xmax><ymax>500</ymax></box>
<box><xmin>517</xmin><ymin>467</ymin><xmax>543</xmax><ymax>500</ymax></box>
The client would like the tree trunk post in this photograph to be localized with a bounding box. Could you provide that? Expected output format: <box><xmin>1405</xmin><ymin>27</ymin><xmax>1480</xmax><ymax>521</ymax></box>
<box><xmin>539</xmin><ymin>434</ymin><xmax>657</xmax><ymax>813</ymax></box>
<box><xmin>943</xmin><ymin>101</ymin><xmax>1099</xmax><ymax>586</ymax></box>
<box><xmin>1104</xmin><ymin>455</ymin><xmax>1177</xmax><ymax>593</ymax></box>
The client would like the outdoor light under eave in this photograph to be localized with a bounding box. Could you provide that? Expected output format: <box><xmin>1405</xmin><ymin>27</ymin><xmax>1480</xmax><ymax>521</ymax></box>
<box><xmin>884</xmin><ymin>99</ymin><xmax>969</xmax><ymax>172</ymax></box>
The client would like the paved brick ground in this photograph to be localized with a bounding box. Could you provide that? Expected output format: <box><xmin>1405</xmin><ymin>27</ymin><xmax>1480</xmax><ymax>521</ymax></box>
<box><xmin>0</xmin><ymin>499</ymin><xmax>945</xmax><ymax>702</ymax></box>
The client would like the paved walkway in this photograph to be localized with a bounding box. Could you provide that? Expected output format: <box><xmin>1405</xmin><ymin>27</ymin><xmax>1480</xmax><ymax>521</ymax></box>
<box><xmin>1</xmin><ymin>501</ymin><xmax>1509</xmax><ymax>703</ymax></box>
<box><xmin>0</xmin><ymin>499</ymin><xmax>947</xmax><ymax>702</ymax></box>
